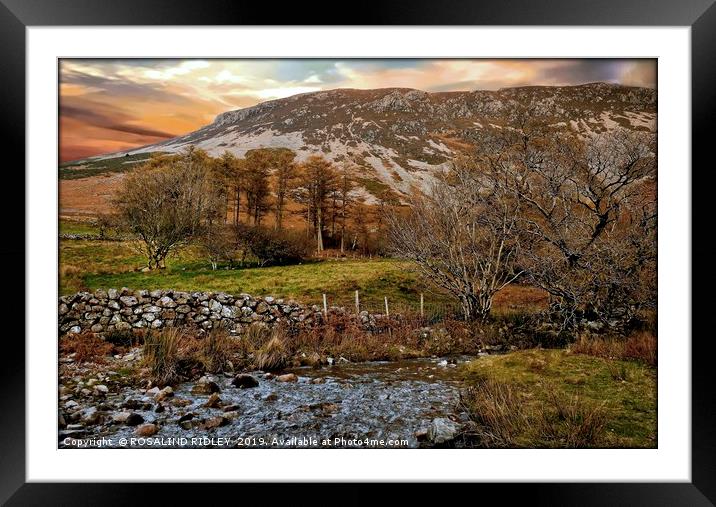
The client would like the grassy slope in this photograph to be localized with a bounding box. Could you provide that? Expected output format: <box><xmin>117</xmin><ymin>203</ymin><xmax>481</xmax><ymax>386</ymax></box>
<box><xmin>462</xmin><ymin>349</ymin><xmax>657</xmax><ymax>448</ymax></box>
<box><xmin>58</xmin><ymin>218</ymin><xmax>548</xmax><ymax>312</ymax></box>
<box><xmin>59</xmin><ymin>152</ymin><xmax>161</xmax><ymax>180</ymax></box>
<box><xmin>59</xmin><ymin>220</ymin><xmax>98</xmax><ymax>235</ymax></box>
<box><xmin>58</xmin><ymin>228</ymin><xmax>433</xmax><ymax>309</ymax></box>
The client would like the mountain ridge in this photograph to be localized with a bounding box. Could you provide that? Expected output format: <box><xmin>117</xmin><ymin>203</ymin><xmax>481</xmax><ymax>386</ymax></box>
<box><xmin>71</xmin><ymin>83</ymin><xmax>657</xmax><ymax>202</ymax></box>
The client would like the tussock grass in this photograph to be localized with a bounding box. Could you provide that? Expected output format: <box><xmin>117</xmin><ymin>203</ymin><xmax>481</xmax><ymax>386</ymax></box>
<box><xmin>142</xmin><ymin>327</ymin><xmax>245</xmax><ymax>384</ymax></box>
<box><xmin>142</xmin><ymin>328</ymin><xmax>182</xmax><ymax>386</ymax></box>
<box><xmin>253</xmin><ymin>332</ymin><xmax>290</xmax><ymax>371</ymax></box>
<box><xmin>200</xmin><ymin>328</ymin><xmax>236</xmax><ymax>373</ymax></box>
<box><xmin>461</xmin><ymin>375</ymin><xmax>612</xmax><ymax>448</ymax></box>
<box><xmin>460</xmin><ymin>377</ymin><xmax>526</xmax><ymax>448</ymax></box>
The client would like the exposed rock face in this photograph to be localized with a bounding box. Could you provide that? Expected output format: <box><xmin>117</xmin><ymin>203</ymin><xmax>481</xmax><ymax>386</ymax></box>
<box><xmin>58</xmin><ymin>288</ymin><xmax>389</xmax><ymax>336</ymax></box>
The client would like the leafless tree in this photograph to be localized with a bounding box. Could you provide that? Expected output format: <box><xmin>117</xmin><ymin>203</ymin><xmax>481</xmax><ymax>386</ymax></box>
<box><xmin>199</xmin><ymin>223</ymin><xmax>235</xmax><ymax>270</ymax></box>
<box><xmin>114</xmin><ymin>147</ymin><xmax>223</xmax><ymax>270</ymax></box>
<box><xmin>386</xmin><ymin>157</ymin><xmax>523</xmax><ymax>321</ymax></box>
<box><xmin>476</xmin><ymin>124</ymin><xmax>657</xmax><ymax>327</ymax></box>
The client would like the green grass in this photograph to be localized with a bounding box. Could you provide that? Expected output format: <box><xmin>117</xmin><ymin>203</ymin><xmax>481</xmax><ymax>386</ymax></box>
<box><xmin>355</xmin><ymin>177</ymin><xmax>391</xmax><ymax>198</ymax></box>
<box><xmin>59</xmin><ymin>219</ymin><xmax>99</xmax><ymax>236</ymax></box>
<box><xmin>59</xmin><ymin>152</ymin><xmax>164</xmax><ymax>180</ymax></box>
<box><xmin>59</xmin><ymin>238</ymin><xmax>440</xmax><ymax>308</ymax></box>
<box><xmin>462</xmin><ymin>349</ymin><xmax>657</xmax><ymax>448</ymax></box>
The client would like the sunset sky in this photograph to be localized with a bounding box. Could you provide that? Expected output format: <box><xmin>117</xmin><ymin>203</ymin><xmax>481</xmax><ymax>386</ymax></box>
<box><xmin>59</xmin><ymin>59</ymin><xmax>656</xmax><ymax>162</ymax></box>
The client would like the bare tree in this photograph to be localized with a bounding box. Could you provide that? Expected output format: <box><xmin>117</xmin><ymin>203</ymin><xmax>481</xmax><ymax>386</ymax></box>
<box><xmin>386</xmin><ymin>158</ymin><xmax>523</xmax><ymax>321</ymax></box>
<box><xmin>199</xmin><ymin>223</ymin><xmax>235</xmax><ymax>270</ymax></box>
<box><xmin>477</xmin><ymin>125</ymin><xmax>657</xmax><ymax>327</ymax></box>
<box><xmin>114</xmin><ymin>147</ymin><xmax>222</xmax><ymax>270</ymax></box>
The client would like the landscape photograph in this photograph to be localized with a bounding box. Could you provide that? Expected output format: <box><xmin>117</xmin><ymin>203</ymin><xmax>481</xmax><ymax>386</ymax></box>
<box><xmin>57</xmin><ymin>58</ymin><xmax>657</xmax><ymax>449</ymax></box>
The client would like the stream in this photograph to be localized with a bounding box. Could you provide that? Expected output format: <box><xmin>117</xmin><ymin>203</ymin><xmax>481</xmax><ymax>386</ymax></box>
<box><xmin>73</xmin><ymin>356</ymin><xmax>474</xmax><ymax>449</ymax></box>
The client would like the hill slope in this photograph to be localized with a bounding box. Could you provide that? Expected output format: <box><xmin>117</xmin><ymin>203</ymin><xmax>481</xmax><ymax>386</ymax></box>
<box><xmin>65</xmin><ymin>83</ymin><xmax>657</xmax><ymax>203</ymax></box>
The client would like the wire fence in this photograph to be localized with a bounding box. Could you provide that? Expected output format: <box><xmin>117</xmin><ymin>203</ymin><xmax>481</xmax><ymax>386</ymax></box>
<box><xmin>308</xmin><ymin>291</ymin><xmax>464</xmax><ymax>325</ymax></box>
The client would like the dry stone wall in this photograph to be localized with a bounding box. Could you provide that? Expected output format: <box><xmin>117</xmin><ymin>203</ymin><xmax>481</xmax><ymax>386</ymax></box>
<box><xmin>58</xmin><ymin>288</ymin><xmax>383</xmax><ymax>336</ymax></box>
<box><xmin>58</xmin><ymin>288</ymin><xmax>330</xmax><ymax>336</ymax></box>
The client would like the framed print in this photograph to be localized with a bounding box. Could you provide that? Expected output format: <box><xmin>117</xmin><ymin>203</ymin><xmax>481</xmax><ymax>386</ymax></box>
<box><xmin>2</xmin><ymin>0</ymin><xmax>713</xmax><ymax>503</ymax></box>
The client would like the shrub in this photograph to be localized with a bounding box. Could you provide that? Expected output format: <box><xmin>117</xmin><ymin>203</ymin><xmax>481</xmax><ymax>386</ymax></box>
<box><xmin>59</xmin><ymin>332</ymin><xmax>114</xmax><ymax>363</ymax></box>
<box><xmin>236</xmin><ymin>224</ymin><xmax>311</xmax><ymax>266</ymax></box>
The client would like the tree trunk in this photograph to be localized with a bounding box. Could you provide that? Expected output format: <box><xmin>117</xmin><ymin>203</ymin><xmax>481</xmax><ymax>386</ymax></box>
<box><xmin>275</xmin><ymin>194</ymin><xmax>284</xmax><ymax>230</ymax></box>
<box><xmin>460</xmin><ymin>292</ymin><xmax>491</xmax><ymax>322</ymax></box>
<box><xmin>234</xmin><ymin>187</ymin><xmax>240</xmax><ymax>225</ymax></box>
<box><xmin>316</xmin><ymin>206</ymin><xmax>324</xmax><ymax>252</ymax></box>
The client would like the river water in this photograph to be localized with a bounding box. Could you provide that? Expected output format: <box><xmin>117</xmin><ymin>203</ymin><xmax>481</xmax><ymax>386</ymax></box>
<box><xmin>87</xmin><ymin>356</ymin><xmax>473</xmax><ymax>449</ymax></box>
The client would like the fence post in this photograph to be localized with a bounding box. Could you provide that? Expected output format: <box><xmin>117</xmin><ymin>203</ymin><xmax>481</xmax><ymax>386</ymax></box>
<box><xmin>322</xmin><ymin>293</ymin><xmax>328</xmax><ymax>320</ymax></box>
<box><xmin>384</xmin><ymin>296</ymin><xmax>389</xmax><ymax>317</ymax></box>
<box><xmin>355</xmin><ymin>290</ymin><xmax>360</xmax><ymax>314</ymax></box>
<box><xmin>420</xmin><ymin>293</ymin><xmax>424</xmax><ymax>319</ymax></box>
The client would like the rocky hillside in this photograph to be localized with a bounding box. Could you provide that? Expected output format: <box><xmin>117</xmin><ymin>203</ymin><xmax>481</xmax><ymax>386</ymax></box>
<box><xmin>96</xmin><ymin>83</ymin><xmax>657</xmax><ymax>201</ymax></box>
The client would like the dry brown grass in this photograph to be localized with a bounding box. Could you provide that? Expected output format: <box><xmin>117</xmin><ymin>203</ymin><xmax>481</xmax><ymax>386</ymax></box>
<box><xmin>199</xmin><ymin>328</ymin><xmax>236</xmax><ymax>373</ymax></box>
<box><xmin>623</xmin><ymin>331</ymin><xmax>657</xmax><ymax>366</ymax></box>
<box><xmin>570</xmin><ymin>331</ymin><xmax>657</xmax><ymax>366</ymax></box>
<box><xmin>460</xmin><ymin>377</ymin><xmax>527</xmax><ymax>448</ymax></box>
<box><xmin>253</xmin><ymin>332</ymin><xmax>290</xmax><ymax>371</ymax></box>
<box><xmin>492</xmin><ymin>284</ymin><xmax>549</xmax><ymax>315</ymax></box>
<box><xmin>461</xmin><ymin>376</ymin><xmax>608</xmax><ymax>448</ymax></box>
<box><xmin>542</xmin><ymin>388</ymin><xmax>608</xmax><ymax>448</ymax></box>
<box><xmin>282</xmin><ymin>313</ymin><xmax>475</xmax><ymax>363</ymax></box>
<box><xmin>142</xmin><ymin>328</ymin><xmax>183</xmax><ymax>386</ymax></box>
<box><xmin>142</xmin><ymin>327</ymin><xmax>247</xmax><ymax>384</ymax></box>
<box><xmin>59</xmin><ymin>331</ymin><xmax>114</xmax><ymax>363</ymax></box>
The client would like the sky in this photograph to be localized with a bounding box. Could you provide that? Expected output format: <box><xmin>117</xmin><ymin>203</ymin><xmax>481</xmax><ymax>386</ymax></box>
<box><xmin>59</xmin><ymin>58</ymin><xmax>656</xmax><ymax>162</ymax></box>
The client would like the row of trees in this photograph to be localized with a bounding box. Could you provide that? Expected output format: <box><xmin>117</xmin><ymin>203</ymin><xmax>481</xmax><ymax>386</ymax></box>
<box><xmin>387</xmin><ymin>124</ymin><xmax>657</xmax><ymax>329</ymax></box>
<box><xmin>113</xmin><ymin>147</ymin><xmax>387</xmax><ymax>271</ymax></box>
<box><xmin>207</xmin><ymin>148</ymin><xmax>388</xmax><ymax>254</ymax></box>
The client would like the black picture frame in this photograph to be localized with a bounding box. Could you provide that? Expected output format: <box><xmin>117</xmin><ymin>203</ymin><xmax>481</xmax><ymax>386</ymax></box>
<box><xmin>1</xmin><ymin>0</ymin><xmax>711</xmax><ymax>503</ymax></box>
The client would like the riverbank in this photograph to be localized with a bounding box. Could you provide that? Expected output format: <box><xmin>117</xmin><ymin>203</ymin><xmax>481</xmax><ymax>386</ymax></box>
<box><xmin>58</xmin><ymin>335</ymin><xmax>656</xmax><ymax>449</ymax></box>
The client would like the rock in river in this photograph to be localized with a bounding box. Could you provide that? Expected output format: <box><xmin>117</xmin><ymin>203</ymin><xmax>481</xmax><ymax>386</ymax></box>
<box><xmin>203</xmin><ymin>392</ymin><xmax>223</xmax><ymax>408</ymax></box>
<box><xmin>276</xmin><ymin>373</ymin><xmax>298</xmax><ymax>383</ymax></box>
<box><xmin>427</xmin><ymin>417</ymin><xmax>459</xmax><ymax>444</ymax></box>
<box><xmin>135</xmin><ymin>423</ymin><xmax>159</xmax><ymax>437</ymax></box>
<box><xmin>231</xmin><ymin>374</ymin><xmax>259</xmax><ymax>389</ymax></box>
<box><xmin>191</xmin><ymin>378</ymin><xmax>221</xmax><ymax>394</ymax></box>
